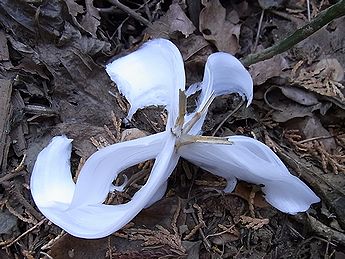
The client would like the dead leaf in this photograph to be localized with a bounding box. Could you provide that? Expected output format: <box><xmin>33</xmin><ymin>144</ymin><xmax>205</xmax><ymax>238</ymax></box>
<box><xmin>264</xmin><ymin>86</ymin><xmax>326</xmax><ymax>122</ymax></box>
<box><xmin>279</xmin><ymin>86</ymin><xmax>319</xmax><ymax>106</ymax></box>
<box><xmin>80</xmin><ymin>0</ymin><xmax>101</xmax><ymax>38</ymax></box>
<box><xmin>121</xmin><ymin>128</ymin><xmax>149</xmax><ymax>142</ymax></box>
<box><xmin>314</xmin><ymin>58</ymin><xmax>344</xmax><ymax>82</ymax></box>
<box><xmin>199</xmin><ymin>0</ymin><xmax>241</xmax><ymax>54</ymax></box>
<box><xmin>178</xmin><ymin>34</ymin><xmax>209</xmax><ymax>61</ymax></box>
<box><xmin>249</xmin><ymin>53</ymin><xmax>289</xmax><ymax>85</ymax></box>
<box><xmin>145</xmin><ymin>3</ymin><xmax>195</xmax><ymax>38</ymax></box>
<box><xmin>296</xmin><ymin>115</ymin><xmax>336</xmax><ymax>151</ymax></box>
<box><xmin>12</xmin><ymin>57</ymin><xmax>49</xmax><ymax>80</ymax></box>
<box><xmin>209</xmin><ymin>227</ymin><xmax>240</xmax><ymax>245</ymax></box>
<box><xmin>234</xmin><ymin>182</ymin><xmax>269</xmax><ymax>208</ymax></box>
<box><xmin>63</xmin><ymin>0</ymin><xmax>84</xmax><ymax>17</ymax></box>
<box><xmin>182</xmin><ymin>240</ymin><xmax>202</xmax><ymax>259</ymax></box>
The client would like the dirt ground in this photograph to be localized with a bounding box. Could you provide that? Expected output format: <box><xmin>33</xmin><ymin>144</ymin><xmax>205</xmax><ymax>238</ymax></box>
<box><xmin>0</xmin><ymin>0</ymin><xmax>345</xmax><ymax>258</ymax></box>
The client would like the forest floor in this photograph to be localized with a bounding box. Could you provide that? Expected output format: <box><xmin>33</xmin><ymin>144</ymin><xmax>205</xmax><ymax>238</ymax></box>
<box><xmin>0</xmin><ymin>0</ymin><xmax>345</xmax><ymax>258</ymax></box>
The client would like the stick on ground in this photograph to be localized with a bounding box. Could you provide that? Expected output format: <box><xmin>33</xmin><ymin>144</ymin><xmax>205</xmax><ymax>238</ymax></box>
<box><xmin>241</xmin><ymin>0</ymin><xmax>345</xmax><ymax>66</ymax></box>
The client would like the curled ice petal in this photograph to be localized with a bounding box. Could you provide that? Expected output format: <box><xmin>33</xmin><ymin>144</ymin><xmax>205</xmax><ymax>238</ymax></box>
<box><xmin>200</xmin><ymin>52</ymin><xmax>253</xmax><ymax>107</ymax></box>
<box><xmin>185</xmin><ymin>53</ymin><xmax>253</xmax><ymax>135</ymax></box>
<box><xmin>31</xmin><ymin>132</ymin><xmax>179</xmax><ymax>238</ymax></box>
<box><xmin>31</xmin><ymin>136</ymin><xmax>75</xmax><ymax>209</ymax></box>
<box><xmin>106</xmin><ymin>39</ymin><xmax>185</xmax><ymax>128</ymax></box>
<box><xmin>178</xmin><ymin>136</ymin><xmax>320</xmax><ymax>214</ymax></box>
<box><xmin>144</xmin><ymin>181</ymin><xmax>168</xmax><ymax>208</ymax></box>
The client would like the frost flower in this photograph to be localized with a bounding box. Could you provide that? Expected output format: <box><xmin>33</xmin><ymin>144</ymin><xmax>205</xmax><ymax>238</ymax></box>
<box><xmin>31</xmin><ymin>39</ymin><xmax>320</xmax><ymax>239</ymax></box>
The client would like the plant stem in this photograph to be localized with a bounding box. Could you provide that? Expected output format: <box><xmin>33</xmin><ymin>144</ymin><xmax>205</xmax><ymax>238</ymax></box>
<box><xmin>241</xmin><ymin>0</ymin><xmax>345</xmax><ymax>66</ymax></box>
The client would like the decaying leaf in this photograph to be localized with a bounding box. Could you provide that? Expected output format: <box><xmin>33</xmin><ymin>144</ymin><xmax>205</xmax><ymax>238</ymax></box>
<box><xmin>178</xmin><ymin>34</ymin><xmax>209</xmax><ymax>61</ymax></box>
<box><xmin>145</xmin><ymin>3</ymin><xmax>195</xmax><ymax>38</ymax></box>
<box><xmin>63</xmin><ymin>0</ymin><xmax>84</xmax><ymax>17</ymax></box>
<box><xmin>297</xmin><ymin>116</ymin><xmax>336</xmax><ymax>151</ymax></box>
<box><xmin>249</xmin><ymin>53</ymin><xmax>289</xmax><ymax>85</ymax></box>
<box><xmin>314</xmin><ymin>59</ymin><xmax>344</xmax><ymax>82</ymax></box>
<box><xmin>121</xmin><ymin>128</ymin><xmax>149</xmax><ymax>142</ymax></box>
<box><xmin>80</xmin><ymin>0</ymin><xmax>101</xmax><ymax>38</ymax></box>
<box><xmin>234</xmin><ymin>182</ymin><xmax>269</xmax><ymax>208</ymax></box>
<box><xmin>264</xmin><ymin>86</ymin><xmax>327</xmax><ymax>122</ymax></box>
<box><xmin>199</xmin><ymin>0</ymin><xmax>241</xmax><ymax>54</ymax></box>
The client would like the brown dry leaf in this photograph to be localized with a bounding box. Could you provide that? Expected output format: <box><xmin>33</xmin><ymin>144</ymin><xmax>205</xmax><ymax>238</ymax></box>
<box><xmin>145</xmin><ymin>3</ymin><xmax>196</xmax><ymax>38</ymax></box>
<box><xmin>234</xmin><ymin>182</ymin><xmax>269</xmax><ymax>208</ymax></box>
<box><xmin>199</xmin><ymin>0</ymin><xmax>241</xmax><ymax>54</ymax></box>
<box><xmin>264</xmin><ymin>86</ymin><xmax>326</xmax><ymax>122</ymax></box>
<box><xmin>249</xmin><ymin>53</ymin><xmax>289</xmax><ymax>85</ymax></box>
<box><xmin>296</xmin><ymin>115</ymin><xmax>336</xmax><ymax>151</ymax></box>
<box><xmin>315</xmin><ymin>59</ymin><xmax>344</xmax><ymax>82</ymax></box>
<box><xmin>240</xmin><ymin>215</ymin><xmax>269</xmax><ymax>230</ymax></box>
<box><xmin>178</xmin><ymin>34</ymin><xmax>209</xmax><ymax>61</ymax></box>
<box><xmin>121</xmin><ymin>128</ymin><xmax>149</xmax><ymax>142</ymax></box>
<box><xmin>209</xmin><ymin>225</ymin><xmax>240</xmax><ymax>245</ymax></box>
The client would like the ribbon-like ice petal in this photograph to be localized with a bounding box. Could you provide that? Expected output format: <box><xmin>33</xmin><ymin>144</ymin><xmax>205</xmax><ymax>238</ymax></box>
<box><xmin>199</xmin><ymin>52</ymin><xmax>253</xmax><ymax>108</ymax></box>
<box><xmin>106</xmin><ymin>39</ymin><xmax>185</xmax><ymax>128</ymax></box>
<box><xmin>178</xmin><ymin>135</ymin><xmax>320</xmax><ymax>214</ymax></box>
<box><xmin>31</xmin><ymin>136</ymin><xmax>75</xmax><ymax>209</ymax></box>
<box><xmin>185</xmin><ymin>52</ymin><xmax>253</xmax><ymax>135</ymax></box>
<box><xmin>31</xmin><ymin>133</ymin><xmax>179</xmax><ymax>238</ymax></box>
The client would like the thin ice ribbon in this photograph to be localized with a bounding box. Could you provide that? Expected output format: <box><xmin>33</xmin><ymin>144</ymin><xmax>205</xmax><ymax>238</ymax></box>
<box><xmin>31</xmin><ymin>39</ymin><xmax>320</xmax><ymax>239</ymax></box>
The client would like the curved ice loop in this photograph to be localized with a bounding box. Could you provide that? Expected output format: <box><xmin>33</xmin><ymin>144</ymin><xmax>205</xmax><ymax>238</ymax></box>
<box><xmin>31</xmin><ymin>133</ymin><xmax>179</xmax><ymax>238</ymax></box>
<box><xmin>106</xmin><ymin>38</ymin><xmax>185</xmax><ymax>129</ymax></box>
<box><xmin>178</xmin><ymin>135</ymin><xmax>320</xmax><ymax>214</ymax></box>
<box><xmin>184</xmin><ymin>52</ymin><xmax>254</xmax><ymax>135</ymax></box>
<box><xmin>31</xmin><ymin>136</ymin><xmax>75</xmax><ymax>209</ymax></box>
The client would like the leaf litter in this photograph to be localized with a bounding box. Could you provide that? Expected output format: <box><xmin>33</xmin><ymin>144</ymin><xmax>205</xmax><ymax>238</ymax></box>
<box><xmin>0</xmin><ymin>0</ymin><xmax>345</xmax><ymax>258</ymax></box>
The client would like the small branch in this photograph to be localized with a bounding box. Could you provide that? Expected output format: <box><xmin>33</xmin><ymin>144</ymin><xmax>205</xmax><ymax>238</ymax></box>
<box><xmin>241</xmin><ymin>0</ymin><xmax>345</xmax><ymax>66</ymax></box>
<box><xmin>107</xmin><ymin>0</ymin><xmax>152</xmax><ymax>27</ymax></box>
<box><xmin>2</xmin><ymin>219</ymin><xmax>47</xmax><ymax>248</ymax></box>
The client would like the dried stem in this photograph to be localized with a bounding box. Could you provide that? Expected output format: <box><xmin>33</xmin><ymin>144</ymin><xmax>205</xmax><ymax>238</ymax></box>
<box><xmin>107</xmin><ymin>0</ymin><xmax>152</xmax><ymax>27</ymax></box>
<box><xmin>241</xmin><ymin>0</ymin><xmax>345</xmax><ymax>66</ymax></box>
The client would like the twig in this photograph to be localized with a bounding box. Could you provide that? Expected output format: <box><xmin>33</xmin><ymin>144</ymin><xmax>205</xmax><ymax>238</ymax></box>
<box><xmin>205</xmin><ymin>225</ymin><xmax>235</xmax><ymax>239</ymax></box>
<box><xmin>184</xmin><ymin>222</ymin><xmax>204</xmax><ymax>240</ymax></box>
<box><xmin>0</xmin><ymin>171</ymin><xmax>25</xmax><ymax>183</ymax></box>
<box><xmin>241</xmin><ymin>0</ymin><xmax>345</xmax><ymax>66</ymax></box>
<box><xmin>106</xmin><ymin>0</ymin><xmax>152</xmax><ymax>27</ymax></box>
<box><xmin>212</xmin><ymin>99</ymin><xmax>245</xmax><ymax>136</ymax></box>
<box><xmin>3</xmin><ymin>219</ymin><xmax>47</xmax><ymax>248</ymax></box>
<box><xmin>190</xmin><ymin>205</ymin><xmax>211</xmax><ymax>251</ymax></box>
<box><xmin>297</xmin><ymin>135</ymin><xmax>336</xmax><ymax>144</ymax></box>
<box><xmin>41</xmin><ymin>230</ymin><xmax>66</xmax><ymax>250</ymax></box>
<box><xmin>253</xmin><ymin>9</ymin><xmax>265</xmax><ymax>52</ymax></box>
